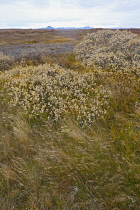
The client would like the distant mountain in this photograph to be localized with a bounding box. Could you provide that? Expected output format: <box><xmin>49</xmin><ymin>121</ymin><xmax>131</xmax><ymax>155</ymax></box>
<box><xmin>45</xmin><ymin>26</ymin><xmax>54</xmax><ymax>29</ymax></box>
<box><xmin>40</xmin><ymin>26</ymin><xmax>94</xmax><ymax>30</ymax></box>
<box><xmin>82</xmin><ymin>26</ymin><xmax>93</xmax><ymax>29</ymax></box>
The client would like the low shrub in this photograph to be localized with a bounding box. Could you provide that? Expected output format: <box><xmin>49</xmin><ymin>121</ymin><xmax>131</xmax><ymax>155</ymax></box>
<box><xmin>74</xmin><ymin>30</ymin><xmax>140</xmax><ymax>75</ymax></box>
<box><xmin>1</xmin><ymin>64</ymin><xmax>111</xmax><ymax>126</ymax></box>
<box><xmin>0</xmin><ymin>52</ymin><xmax>14</xmax><ymax>71</ymax></box>
<box><xmin>16</xmin><ymin>48</ymin><xmax>50</xmax><ymax>66</ymax></box>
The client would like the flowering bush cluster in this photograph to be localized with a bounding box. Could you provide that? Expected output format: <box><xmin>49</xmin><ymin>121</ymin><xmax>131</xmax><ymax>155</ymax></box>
<box><xmin>1</xmin><ymin>64</ymin><xmax>111</xmax><ymax>125</ymax></box>
<box><xmin>74</xmin><ymin>30</ymin><xmax>140</xmax><ymax>75</ymax></box>
<box><xmin>0</xmin><ymin>52</ymin><xmax>14</xmax><ymax>71</ymax></box>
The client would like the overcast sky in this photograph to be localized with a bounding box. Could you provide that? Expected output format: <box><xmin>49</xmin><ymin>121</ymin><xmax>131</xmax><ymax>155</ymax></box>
<box><xmin>0</xmin><ymin>0</ymin><xmax>140</xmax><ymax>29</ymax></box>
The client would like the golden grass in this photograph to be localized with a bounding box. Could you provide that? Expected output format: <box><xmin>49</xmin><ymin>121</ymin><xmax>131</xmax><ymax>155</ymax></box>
<box><xmin>1</xmin><ymin>65</ymin><xmax>140</xmax><ymax>209</ymax></box>
<box><xmin>0</xmin><ymin>28</ymin><xmax>140</xmax><ymax>45</ymax></box>
<box><xmin>0</xmin><ymin>29</ymin><xmax>89</xmax><ymax>45</ymax></box>
<box><xmin>0</xmin><ymin>29</ymin><xmax>140</xmax><ymax>209</ymax></box>
<box><xmin>47</xmin><ymin>38</ymin><xmax>72</xmax><ymax>44</ymax></box>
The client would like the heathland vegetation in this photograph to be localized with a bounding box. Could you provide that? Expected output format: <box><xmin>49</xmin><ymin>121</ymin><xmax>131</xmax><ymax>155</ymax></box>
<box><xmin>0</xmin><ymin>29</ymin><xmax>140</xmax><ymax>209</ymax></box>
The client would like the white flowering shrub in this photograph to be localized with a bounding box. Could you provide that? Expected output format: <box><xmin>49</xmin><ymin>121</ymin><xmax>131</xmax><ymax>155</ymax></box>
<box><xmin>1</xmin><ymin>64</ymin><xmax>111</xmax><ymax>126</ymax></box>
<box><xmin>0</xmin><ymin>52</ymin><xmax>14</xmax><ymax>71</ymax></box>
<box><xmin>74</xmin><ymin>30</ymin><xmax>140</xmax><ymax>75</ymax></box>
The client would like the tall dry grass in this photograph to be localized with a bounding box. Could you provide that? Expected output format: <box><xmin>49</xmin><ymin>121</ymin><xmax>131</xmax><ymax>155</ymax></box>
<box><xmin>0</xmin><ymin>29</ymin><xmax>140</xmax><ymax>209</ymax></box>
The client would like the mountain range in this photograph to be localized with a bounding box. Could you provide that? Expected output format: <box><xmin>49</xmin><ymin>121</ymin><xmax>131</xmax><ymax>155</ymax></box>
<box><xmin>41</xmin><ymin>26</ymin><xmax>94</xmax><ymax>30</ymax></box>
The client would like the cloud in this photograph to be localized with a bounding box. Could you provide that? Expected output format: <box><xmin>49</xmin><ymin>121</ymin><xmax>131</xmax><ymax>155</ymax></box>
<box><xmin>0</xmin><ymin>0</ymin><xmax>140</xmax><ymax>28</ymax></box>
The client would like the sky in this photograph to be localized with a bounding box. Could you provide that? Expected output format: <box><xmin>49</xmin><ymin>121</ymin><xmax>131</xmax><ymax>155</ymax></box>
<box><xmin>0</xmin><ymin>0</ymin><xmax>140</xmax><ymax>29</ymax></box>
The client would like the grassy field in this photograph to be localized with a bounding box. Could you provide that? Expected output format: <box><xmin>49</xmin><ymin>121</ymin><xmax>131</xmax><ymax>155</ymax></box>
<box><xmin>0</xmin><ymin>29</ymin><xmax>140</xmax><ymax>209</ymax></box>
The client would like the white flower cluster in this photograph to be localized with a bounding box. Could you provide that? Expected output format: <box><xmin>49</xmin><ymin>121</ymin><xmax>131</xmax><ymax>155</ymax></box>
<box><xmin>1</xmin><ymin>64</ymin><xmax>111</xmax><ymax>126</ymax></box>
<box><xmin>74</xmin><ymin>30</ymin><xmax>140</xmax><ymax>75</ymax></box>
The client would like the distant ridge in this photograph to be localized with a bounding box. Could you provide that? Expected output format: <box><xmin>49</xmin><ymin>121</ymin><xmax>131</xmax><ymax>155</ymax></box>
<box><xmin>40</xmin><ymin>26</ymin><xmax>94</xmax><ymax>30</ymax></box>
